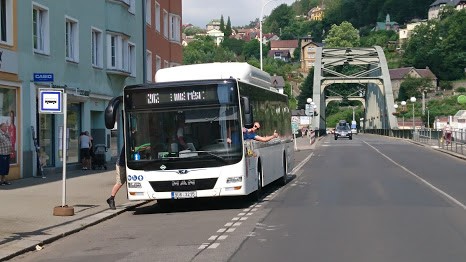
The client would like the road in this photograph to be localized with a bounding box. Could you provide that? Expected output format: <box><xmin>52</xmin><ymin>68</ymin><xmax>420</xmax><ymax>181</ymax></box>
<box><xmin>12</xmin><ymin>135</ymin><xmax>466</xmax><ymax>262</ymax></box>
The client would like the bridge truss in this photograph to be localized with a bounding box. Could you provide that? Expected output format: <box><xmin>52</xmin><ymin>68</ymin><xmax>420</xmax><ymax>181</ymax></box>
<box><xmin>312</xmin><ymin>46</ymin><xmax>397</xmax><ymax>131</ymax></box>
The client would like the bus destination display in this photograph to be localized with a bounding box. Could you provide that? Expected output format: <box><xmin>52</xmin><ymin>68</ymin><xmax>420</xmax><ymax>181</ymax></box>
<box><xmin>129</xmin><ymin>85</ymin><xmax>220</xmax><ymax>107</ymax></box>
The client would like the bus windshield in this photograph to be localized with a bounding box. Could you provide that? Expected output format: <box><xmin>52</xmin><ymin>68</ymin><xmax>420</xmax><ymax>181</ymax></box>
<box><xmin>126</xmin><ymin>105</ymin><xmax>243</xmax><ymax>170</ymax></box>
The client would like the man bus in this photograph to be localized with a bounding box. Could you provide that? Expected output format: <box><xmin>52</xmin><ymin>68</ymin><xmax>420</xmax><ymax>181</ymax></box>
<box><xmin>105</xmin><ymin>62</ymin><xmax>294</xmax><ymax>203</ymax></box>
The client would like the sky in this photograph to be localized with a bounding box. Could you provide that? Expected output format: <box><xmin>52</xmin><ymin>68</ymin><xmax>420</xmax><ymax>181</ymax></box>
<box><xmin>182</xmin><ymin>0</ymin><xmax>297</xmax><ymax>28</ymax></box>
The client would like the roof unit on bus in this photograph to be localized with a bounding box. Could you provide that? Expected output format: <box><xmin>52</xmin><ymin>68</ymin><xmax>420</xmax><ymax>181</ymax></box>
<box><xmin>155</xmin><ymin>62</ymin><xmax>274</xmax><ymax>90</ymax></box>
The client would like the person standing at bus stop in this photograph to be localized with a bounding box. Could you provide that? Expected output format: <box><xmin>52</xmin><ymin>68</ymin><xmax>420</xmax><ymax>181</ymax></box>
<box><xmin>243</xmin><ymin>121</ymin><xmax>279</xmax><ymax>142</ymax></box>
<box><xmin>0</xmin><ymin>123</ymin><xmax>13</xmax><ymax>185</ymax></box>
<box><xmin>106</xmin><ymin>146</ymin><xmax>126</xmax><ymax>210</ymax></box>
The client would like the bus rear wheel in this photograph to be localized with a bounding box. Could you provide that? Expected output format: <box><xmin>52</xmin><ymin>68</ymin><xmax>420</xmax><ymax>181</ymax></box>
<box><xmin>279</xmin><ymin>155</ymin><xmax>288</xmax><ymax>186</ymax></box>
<box><xmin>251</xmin><ymin>164</ymin><xmax>263</xmax><ymax>202</ymax></box>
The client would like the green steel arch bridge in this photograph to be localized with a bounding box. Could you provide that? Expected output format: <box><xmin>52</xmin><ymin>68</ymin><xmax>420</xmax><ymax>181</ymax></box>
<box><xmin>312</xmin><ymin>46</ymin><xmax>397</xmax><ymax>132</ymax></box>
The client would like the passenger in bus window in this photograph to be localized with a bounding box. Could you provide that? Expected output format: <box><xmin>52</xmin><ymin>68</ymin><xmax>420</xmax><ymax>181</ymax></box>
<box><xmin>243</xmin><ymin>122</ymin><xmax>278</xmax><ymax>142</ymax></box>
<box><xmin>175</xmin><ymin>114</ymin><xmax>188</xmax><ymax>150</ymax></box>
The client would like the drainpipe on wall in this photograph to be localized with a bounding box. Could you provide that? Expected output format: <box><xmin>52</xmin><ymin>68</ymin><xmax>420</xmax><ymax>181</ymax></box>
<box><xmin>142</xmin><ymin>1</ymin><xmax>147</xmax><ymax>84</ymax></box>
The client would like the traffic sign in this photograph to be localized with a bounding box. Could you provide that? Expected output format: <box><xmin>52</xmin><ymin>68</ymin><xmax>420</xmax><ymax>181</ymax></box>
<box><xmin>304</xmin><ymin>104</ymin><xmax>311</xmax><ymax>116</ymax></box>
<box><xmin>39</xmin><ymin>88</ymin><xmax>63</xmax><ymax>114</ymax></box>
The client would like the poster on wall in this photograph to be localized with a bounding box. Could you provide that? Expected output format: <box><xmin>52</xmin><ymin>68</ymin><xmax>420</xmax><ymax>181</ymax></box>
<box><xmin>0</xmin><ymin>88</ymin><xmax>17</xmax><ymax>164</ymax></box>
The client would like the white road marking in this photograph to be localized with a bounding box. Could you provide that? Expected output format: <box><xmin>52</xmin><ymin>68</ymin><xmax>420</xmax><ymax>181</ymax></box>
<box><xmin>217</xmin><ymin>228</ymin><xmax>226</xmax><ymax>233</ymax></box>
<box><xmin>218</xmin><ymin>235</ymin><xmax>228</xmax><ymax>240</ymax></box>
<box><xmin>364</xmin><ymin>141</ymin><xmax>466</xmax><ymax>210</ymax></box>
<box><xmin>290</xmin><ymin>152</ymin><xmax>314</xmax><ymax>175</ymax></box>
<box><xmin>208</xmin><ymin>243</ymin><xmax>220</xmax><ymax>249</ymax></box>
<box><xmin>208</xmin><ymin>235</ymin><xmax>217</xmax><ymax>241</ymax></box>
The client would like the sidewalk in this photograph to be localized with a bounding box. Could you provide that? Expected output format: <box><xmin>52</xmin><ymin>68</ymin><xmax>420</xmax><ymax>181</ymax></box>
<box><xmin>0</xmin><ymin>137</ymin><xmax>317</xmax><ymax>261</ymax></box>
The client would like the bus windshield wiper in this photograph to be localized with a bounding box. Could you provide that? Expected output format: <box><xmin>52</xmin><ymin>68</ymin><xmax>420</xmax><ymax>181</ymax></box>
<box><xmin>184</xmin><ymin>151</ymin><xmax>228</xmax><ymax>163</ymax></box>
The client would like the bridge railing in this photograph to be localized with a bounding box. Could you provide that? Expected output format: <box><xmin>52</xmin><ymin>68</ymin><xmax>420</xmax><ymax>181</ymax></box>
<box><xmin>364</xmin><ymin>128</ymin><xmax>466</xmax><ymax>157</ymax></box>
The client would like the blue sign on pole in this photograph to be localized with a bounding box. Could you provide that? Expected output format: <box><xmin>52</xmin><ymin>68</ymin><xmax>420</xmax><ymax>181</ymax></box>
<box><xmin>33</xmin><ymin>73</ymin><xmax>54</xmax><ymax>82</ymax></box>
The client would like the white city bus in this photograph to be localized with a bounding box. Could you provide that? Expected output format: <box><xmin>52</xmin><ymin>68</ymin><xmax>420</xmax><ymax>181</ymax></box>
<box><xmin>105</xmin><ymin>62</ymin><xmax>294</xmax><ymax>202</ymax></box>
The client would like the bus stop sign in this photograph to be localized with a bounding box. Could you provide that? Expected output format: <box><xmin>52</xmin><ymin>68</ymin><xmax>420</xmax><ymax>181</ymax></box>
<box><xmin>39</xmin><ymin>88</ymin><xmax>64</xmax><ymax>114</ymax></box>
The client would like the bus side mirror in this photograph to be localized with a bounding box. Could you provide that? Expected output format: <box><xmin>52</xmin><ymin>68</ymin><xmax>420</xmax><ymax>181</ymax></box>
<box><xmin>241</xmin><ymin>96</ymin><xmax>254</xmax><ymax>128</ymax></box>
<box><xmin>105</xmin><ymin>96</ymin><xmax>122</xmax><ymax>129</ymax></box>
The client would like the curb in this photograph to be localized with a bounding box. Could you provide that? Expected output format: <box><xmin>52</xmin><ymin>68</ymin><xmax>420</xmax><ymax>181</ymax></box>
<box><xmin>0</xmin><ymin>201</ymin><xmax>149</xmax><ymax>262</ymax></box>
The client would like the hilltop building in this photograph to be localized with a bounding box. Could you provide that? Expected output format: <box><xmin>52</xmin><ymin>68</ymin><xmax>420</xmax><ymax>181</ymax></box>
<box><xmin>428</xmin><ymin>0</ymin><xmax>466</xmax><ymax>20</ymax></box>
<box><xmin>389</xmin><ymin>67</ymin><xmax>438</xmax><ymax>99</ymax></box>
<box><xmin>374</xmin><ymin>14</ymin><xmax>399</xmax><ymax>31</ymax></box>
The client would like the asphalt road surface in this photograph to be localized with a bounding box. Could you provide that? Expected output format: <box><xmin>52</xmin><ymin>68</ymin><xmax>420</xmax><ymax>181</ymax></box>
<box><xmin>12</xmin><ymin>135</ymin><xmax>466</xmax><ymax>262</ymax></box>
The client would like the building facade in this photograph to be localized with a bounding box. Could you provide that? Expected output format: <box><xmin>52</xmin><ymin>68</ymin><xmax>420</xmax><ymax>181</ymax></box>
<box><xmin>0</xmin><ymin>0</ymin><xmax>20</xmax><ymax>179</ymax></box>
<box><xmin>145</xmin><ymin>0</ymin><xmax>182</xmax><ymax>83</ymax></box>
<box><xmin>15</xmin><ymin>0</ymin><xmax>144</xmax><ymax>178</ymax></box>
<box><xmin>300</xmin><ymin>36</ymin><xmax>322</xmax><ymax>74</ymax></box>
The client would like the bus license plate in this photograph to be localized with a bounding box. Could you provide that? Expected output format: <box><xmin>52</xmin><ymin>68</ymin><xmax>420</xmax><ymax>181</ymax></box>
<box><xmin>172</xmin><ymin>191</ymin><xmax>197</xmax><ymax>199</ymax></box>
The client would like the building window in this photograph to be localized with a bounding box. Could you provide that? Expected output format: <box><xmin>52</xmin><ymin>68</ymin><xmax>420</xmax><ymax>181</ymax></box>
<box><xmin>163</xmin><ymin>10</ymin><xmax>168</xmax><ymax>38</ymax></box>
<box><xmin>155</xmin><ymin>2</ymin><xmax>160</xmax><ymax>32</ymax></box>
<box><xmin>145</xmin><ymin>0</ymin><xmax>151</xmax><ymax>25</ymax></box>
<box><xmin>169</xmin><ymin>13</ymin><xmax>181</xmax><ymax>43</ymax></box>
<box><xmin>107</xmin><ymin>32</ymin><xmax>135</xmax><ymax>74</ymax></box>
<box><xmin>119</xmin><ymin>0</ymin><xmax>135</xmax><ymax>14</ymax></box>
<box><xmin>65</xmin><ymin>16</ymin><xmax>79</xmax><ymax>62</ymax></box>
<box><xmin>128</xmin><ymin>42</ymin><xmax>136</xmax><ymax>76</ymax></box>
<box><xmin>32</xmin><ymin>2</ymin><xmax>50</xmax><ymax>54</ymax></box>
<box><xmin>155</xmin><ymin>55</ymin><xmax>161</xmax><ymax>72</ymax></box>
<box><xmin>91</xmin><ymin>27</ymin><xmax>103</xmax><ymax>68</ymax></box>
<box><xmin>146</xmin><ymin>50</ymin><xmax>152</xmax><ymax>82</ymax></box>
<box><xmin>0</xmin><ymin>0</ymin><xmax>12</xmax><ymax>44</ymax></box>
<box><xmin>164</xmin><ymin>60</ymin><xmax>168</xmax><ymax>68</ymax></box>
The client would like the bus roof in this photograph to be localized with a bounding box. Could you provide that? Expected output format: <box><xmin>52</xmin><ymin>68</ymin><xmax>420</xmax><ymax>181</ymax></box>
<box><xmin>155</xmin><ymin>62</ymin><xmax>274</xmax><ymax>91</ymax></box>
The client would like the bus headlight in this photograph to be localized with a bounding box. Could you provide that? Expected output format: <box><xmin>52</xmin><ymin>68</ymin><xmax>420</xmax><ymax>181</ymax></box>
<box><xmin>128</xmin><ymin>182</ymin><xmax>142</xmax><ymax>188</ymax></box>
<box><xmin>226</xmin><ymin>176</ymin><xmax>242</xmax><ymax>183</ymax></box>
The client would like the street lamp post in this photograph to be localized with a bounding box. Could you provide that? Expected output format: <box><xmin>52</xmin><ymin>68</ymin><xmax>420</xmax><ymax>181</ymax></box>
<box><xmin>401</xmin><ymin>101</ymin><xmax>406</xmax><ymax>132</ymax></box>
<box><xmin>410</xmin><ymin>97</ymin><xmax>416</xmax><ymax>133</ymax></box>
<box><xmin>260</xmin><ymin>0</ymin><xmax>278</xmax><ymax>71</ymax></box>
<box><xmin>306</xmin><ymin>98</ymin><xmax>315</xmax><ymax>136</ymax></box>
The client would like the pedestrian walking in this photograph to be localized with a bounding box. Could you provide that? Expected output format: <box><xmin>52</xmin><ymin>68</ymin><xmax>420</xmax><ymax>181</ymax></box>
<box><xmin>443</xmin><ymin>121</ymin><xmax>452</xmax><ymax>145</ymax></box>
<box><xmin>106</xmin><ymin>146</ymin><xmax>126</xmax><ymax>210</ymax></box>
<box><xmin>0</xmin><ymin>123</ymin><xmax>13</xmax><ymax>185</ymax></box>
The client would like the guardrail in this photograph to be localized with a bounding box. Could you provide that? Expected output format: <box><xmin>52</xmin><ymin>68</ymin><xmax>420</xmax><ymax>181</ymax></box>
<box><xmin>365</xmin><ymin>128</ymin><xmax>466</xmax><ymax>157</ymax></box>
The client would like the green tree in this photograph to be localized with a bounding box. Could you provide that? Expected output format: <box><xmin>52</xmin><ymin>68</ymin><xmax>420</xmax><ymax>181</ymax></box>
<box><xmin>225</xmin><ymin>17</ymin><xmax>232</xmax><ymax>37</ymax></box>
<box><xmin>324</xmin><ymin>21</ymin><xmax>360</xmax><ymax>48</ymax></box>
<box><xmin>242</xmin><ymin>39</ymin><xmax>261</xmax><ymax>60</ymax></box>
<box><xmin>220</xmin><ymin>15</ymin><xmax>225</xmax><ymax>32</ymax></box>
<box><xmin>183</xmin><ymin>26</ymin><xmax>205</xmax><ymax>36</ymax></box>
<box><xmin>183</xmin><ymin>35</ymin><xmax>235</xmax><ymax>64</ymax></box>
<box><xmin>360</xmin><ymin>30</ymin><xmax>397</xmax><ymax>48</ymax></box>
<box><xmin>297</xmin><ymin>69</ymin><xmax>315</xmax><ymax>109</ymax></box>
<box><xmin>397</xmin><ymin>76</ymin><xmax>434</xmax><ymax>101</ymax></box>
<box><xmin>263</xmin><ymin>4</ymin><xmax>294</xmax><ymax>34</ymax></box>
<box><xmin>221</xmin><ymin>38</ymin><xmax>245</xmax><ymax>56</ymax></box>
<box><xmin>402</xmin><ymin>9</ymin><xmax>466</xmax><ymax>81</ymax></box>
